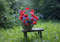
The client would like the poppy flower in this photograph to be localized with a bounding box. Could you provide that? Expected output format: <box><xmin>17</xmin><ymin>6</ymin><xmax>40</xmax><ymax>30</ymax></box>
<box><xmin>19</xmin><ymin>8</ymin><xmax>39</xmax><ymax>25</ymax></box>
<box><xmin>23</xmin><ymin>20</ymin><xmax>26</xmax><ymax>23</ymax></box>
<box><xmin>25</xmin><ymin>8</ymin><xmax>29</xmax><ymax>10</ymax></box>
<box><xmin>20</xmin><ymin>10</ymin><xmax>24</xmax><ymax>14</ymax></box>
<box><xmin>24</xmin><ymin>14</ymin><xmax>28</xmax><ymax>17</ymax></box>
<box><xmin>30</xmin><ymin>11</ymin><xmax>34</xmax><ymax>15</ymax></box>
<box><xmin>36</xmin><ymin>17</ymin><xmax>39</xmax><ymax>20</ymax></box>
<box><xmin>31</xmin><ymin>17</ymin><xmax>34</xmax><ymax>21</ymax></box>
<box><xmin>33</xmin><ymin>21</ymin><xmax>37</xmax><ymax>24</ymax></box>
<box><xmin>19</xmin><ymin>16</ymin><xmax>23</xmax><ymax>20</ymax></box>
<box><xmin>20</xmin><ymin>10</ymin><xmax>25</xmax><ymax>16</ymax></box>
<box><xmin>26</xmin><ymin>17</ymin><xmax>29</xmax><ymax>20</ymax></box>
<box><xmin>20</xmin><ymin>14</ymin><xmax>24</xmax><ymax>16</ymax></box>
<box><xmin>31</xmin><ymin>9</ymin><xmax>34</xmax><ymax>12</ymax></box>
<box><xmin>31</xmin><ymin>14</ymin><xmax>35</xmax><ymax>17</ymax></box>
<box><xmin>34</xmin><ymin>16</ymin><xmax>39</xmax><ymax>20</ymax></box>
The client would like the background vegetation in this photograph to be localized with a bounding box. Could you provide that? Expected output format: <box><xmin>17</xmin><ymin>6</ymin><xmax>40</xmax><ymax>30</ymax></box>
<box><xmin>0</xmin><ymin>0</ymin><xmax>60</xmax><ymax>28</ymax></box>
<box><xmin>0</xmin><ymin>0</ymin><xmax>60</xmax><ymax>42</ymax></box>
<box><xmin>0</xmin><ymin>20</ymin><xmax>60</xmax><ymax>42</ymax></box>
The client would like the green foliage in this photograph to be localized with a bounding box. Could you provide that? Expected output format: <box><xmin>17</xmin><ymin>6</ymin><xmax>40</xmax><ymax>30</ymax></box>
<box><xmin>0</xmin><ymin>0</ymin><xmax>60</xmax><ymax>28</ymax></box>
<box><xmin>0</xmin><ymin>20</ymin><xmax>60</xmax><ymax>42</ymax></box>
<box><xmin>0</xmin><ymin>0</ymin><xmax>15</xmax><ymax>28</ymax></box>
<box><xmin>31</xmin><ymin>0</ymin><xmax>59</xmax><ymax>19</ymax></box>
<box><xmin>39</xmin><ymin>0</ymin><xmax>60</xmax><ymax>19</ymax></box>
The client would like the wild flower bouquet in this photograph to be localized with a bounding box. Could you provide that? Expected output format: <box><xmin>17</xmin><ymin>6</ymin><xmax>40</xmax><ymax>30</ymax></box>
<box><xmin>19</xmin><ymin>8</ymin><xmax>39</xmax><ymax>30</ymax></box>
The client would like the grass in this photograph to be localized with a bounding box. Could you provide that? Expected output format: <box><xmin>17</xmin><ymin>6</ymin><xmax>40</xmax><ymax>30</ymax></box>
<box><xmin>0</xmin><ymin>20</ymin><xmax>60</xmax><ymax>42</ymax></box>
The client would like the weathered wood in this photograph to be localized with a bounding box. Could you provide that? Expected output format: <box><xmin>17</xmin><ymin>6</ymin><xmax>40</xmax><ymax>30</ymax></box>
<box><xmin>24</xmin><ymin>32</ymin><xmax>27</xmax><ymax>38</ymax></box>
<box><xmin>38</xmin><ymin>31</ymin><xmax>42</xmax><ymax>39</ymax></box>
<box><xmin>22</xmin><ymin>28</ymin><xmax>44</xmax><ymax>32</ymax></box>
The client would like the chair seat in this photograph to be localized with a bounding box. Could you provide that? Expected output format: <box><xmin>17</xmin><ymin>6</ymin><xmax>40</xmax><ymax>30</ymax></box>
<box><xmin>22</xmin><ymin>28</ymin><xmax>44</xmax><ymax>32</ymax></box>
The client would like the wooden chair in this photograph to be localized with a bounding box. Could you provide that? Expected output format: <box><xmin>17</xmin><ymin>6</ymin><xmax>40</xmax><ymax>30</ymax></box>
<box><xmin>22</xmin><ymin>28</ymin><xmax>44</xmax><ymax>40</ymax></box>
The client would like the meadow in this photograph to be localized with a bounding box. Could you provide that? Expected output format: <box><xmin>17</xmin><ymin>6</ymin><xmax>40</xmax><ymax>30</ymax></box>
<box><xmin>0</xmin><ymin>20</ymin><xmax>60</xmax><ymax>42</ymax></box>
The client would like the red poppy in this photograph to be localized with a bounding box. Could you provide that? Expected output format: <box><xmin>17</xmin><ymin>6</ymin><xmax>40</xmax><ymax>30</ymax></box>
<box><xmin>19</xmin><ymin>16</ymin><xmax>23</xmax><ymax>20</ymax></box>
<box><xmin>19</xmin><ymin>8</ymin><xmax>39</xmax><ymax>25</ymax></box>
<box><xmin>35</xmin><ymin>17</ymin><xmax>39</xmax><ymax>20</ymax></box>
<box><xmin>34</xmin><ymin>15</ymin><xmax>36</xmax><ymax>18</ymax></box>
<box><xmin>25</xmin><ymin>8</ymin><xmax>29</xmax><ymax>10</ymax></box>
<box><xmin>23</xmin><ymin>20</ymin><xmax>26</xmax><ymax>23</ymax></box>
<box><xmin>31</xmin><ymin>14</ymin><xmax>35</xmax><ymax>17</ymax></box>
<box><xmin>30</xmin><ymin>11</ymin><xmax>34</xmax><ymax>15</ymax></box>
<box><xmin>26</xmin><ymin>17</ymin><xmax>29</xmax><ymax>20</ymax></box>
<box><xmin>24</xmin><ymin>14</ymin><xmax>28</xmax><ymax>17</ymax></box>
<box><xmin>34</xmin><ymin>16</ymin><xmax>39</xmax><ymax>20</ymax></box>
<box><xmin>31</xmin><ymin>17</ymin><xmax>34</xmax><ymax>21</ymax></box>
<box><xmin>33</xmin><ymin>21</ymin><xmax>37</xmax><ymax>24</ymax></box>
<box><xmin>20</xmin><ymin>10</ymin><xmax>24</xmax><ymax>14</ymax></box>
<box><xmin>20</xmin><ymin>10</ymin><xmax>25</xmax><ymax>16</ymax></box>
<box><xmin>20</xmin><ymin>13</ymin><xmax>24</xmax><ymax>16</ymax></box>
<box><xmin>31</xmin><ymin>9</ymin><xmax>34</xmax><ymax>12</ymax></box>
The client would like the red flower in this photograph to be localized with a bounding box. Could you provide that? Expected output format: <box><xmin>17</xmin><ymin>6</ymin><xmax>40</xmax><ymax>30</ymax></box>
<box><xmin>20</xmin><ymin>10</ymin><xmax>26</xmax><ymax>16</ymax></box>
<box><xmin>19</xmin><ymin>16</ymin><xmax>23</xmax><ymax>20</ymax></box>
<box><xmin>34</xmin><ymin>16</ymin><xmax>39</xmax><ymax>20</ymax></box>
<box><xmin>33</xmin><ymin>15</ymin><xmax>37</xmax><ymax>18</ymax></box>
<box><xmin>20</xmin><ymin>14</ymin><xmax>24</xmax><ymax>16</ymax></box>
<box><xmin>24</xmin><ymin>14</ymin><xmax>28</xmax><ymax>17</ymax></box>
<box><xmin>33</xmin><ymin>21</ymin><xmax>37</xmax><ymax>24</ymax></box>
<box><xmin>35</xmin><ymin>17</ymin><xmax>39</xmax><ymax>20</ymax></box>
<box><xmin>25</xmin><ymin>8</ymin><xmax>29</xmax><ymax>10</ymax></box>
<box><xmin>23</xmin><ymin>20</ymin><xmax>25</xmax><ymax>23</ymax></box>
<box><xmin>31</xmin><ymin>14</ymin><xmax>35</xmax><ymax>17</ymax></box>
<box><xmin>20</xmin><ymin>11</ymin><xmax>24</xmax><ymax>16</ymax></box>
<box><xmin>30</xmin><ymin>11</ymin><xmax>34</xmax><ymax>15</ymax></box>
<box><xmin>26</xmin><ymin>17</ymin><xmax>29</xmax><ymax>20</ymax></box>
<box><xmin>31</xmin><ymin>17</ymin><xmax>34</xmax><ymax>21</ymax></box>
<box><xmin>31</xmin><ymin>15</ymin><xmax>38</xmax><ymax>20</ymax></box>
<box><xmin>31</xmin><ymin>9</ymin><xmax>34</xmax><ymax>12</ymax></box>
<box><xmin>19</xmin><ymin>8</ymin><xmax>39</xmax><ymax>25</ymax></box>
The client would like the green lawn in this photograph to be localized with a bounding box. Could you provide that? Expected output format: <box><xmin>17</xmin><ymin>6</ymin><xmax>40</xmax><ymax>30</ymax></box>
<box><xmin>0</xmin><ymin>20</ymin><xmax>60</xmax><ymax>42</ymax></box>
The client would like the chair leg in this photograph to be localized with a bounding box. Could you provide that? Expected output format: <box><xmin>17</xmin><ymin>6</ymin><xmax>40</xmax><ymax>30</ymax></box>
<box><xmin>38</xmin><ymin>31</ymin><xmax>42</xmax><ymax>40</ymax></box>
<box><xmin>38</xmin><ymin>31</ymin><xmax>43</xmax><ymax>42</ymax></box>
<box><xmin>24</xmin><ymin>32</ymin><xmax>27</xmax><ymax>42</ymax></box>
<box><xmin>24</xmin><ymin>32</ymin><xmax>27</xmax><ymax>38</ymax></box>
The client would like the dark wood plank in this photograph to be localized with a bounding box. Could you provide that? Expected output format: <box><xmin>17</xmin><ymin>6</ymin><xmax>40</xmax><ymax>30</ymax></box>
<box><xmin>22</xmin><ymin>28</ymin><xmax>44</xmax><ymax>32</ymax></box>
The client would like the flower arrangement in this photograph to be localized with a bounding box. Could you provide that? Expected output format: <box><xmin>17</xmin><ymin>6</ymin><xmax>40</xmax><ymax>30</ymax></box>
<box><xmin>19</xmin><ymin>8</ymin><xmax>39</xmax><ymax>29</ymax></box>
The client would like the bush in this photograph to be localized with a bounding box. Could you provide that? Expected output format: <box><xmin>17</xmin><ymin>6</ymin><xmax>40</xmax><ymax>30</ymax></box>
<box><xmin>0</xmin><ymin>0</ymin><xmax>15</xmax><ymax>28</ymax></box>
